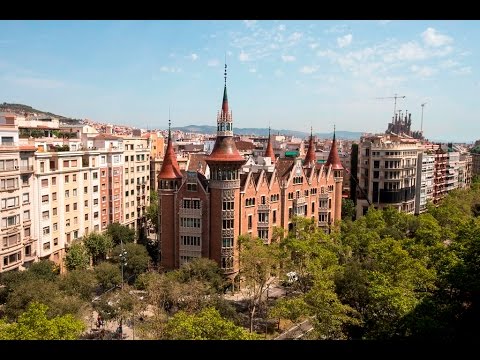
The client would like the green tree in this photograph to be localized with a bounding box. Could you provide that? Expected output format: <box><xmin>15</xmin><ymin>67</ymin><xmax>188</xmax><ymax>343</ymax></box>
<box><xmin>239</xmin><ymin>234</ymin><xmax>280</xmax><ymax>332</ymax></box>
<box><xmin>106</xmin><ymin>222</ymin><xmax>135</xmax><ymax>245</ymax></box>
<box><xmin>146</xmin><ymin>190</ymin><xmax>159</xmax><ymax>233</ymax></box>
<box><xmin>27</xmin><ymin>260</ymin><xmax>59</xmax><ymax>281</ymax></box>
<box><xmin>3</xmin><ymin>278</ymin><xmax>87</xmax><ymax>321</ymax></box>
<box><xmin>341</xmin><ymin>198</ymin><xmax>356</xmax><ymax>221</ymax></box>
<box><xmin>163</xmin><ymin>307</ymin><xmax>258</xmax><ymax>340</ymax></box>
<box><xmin>111</xmin><ymin>242</ymin><xmax>150</xmax><ymax>282</ymax></box>
<box><xmin>94</xmin><ymin>262</ymin><xmax>122</xmax><ymax>290</ymax></box>
<box><xmin>174</xmin><ymin>257</ymin><xmax>226</xmax><ymax>293</ymax></box>
<box><xmin>0</xmin><ymin>302</ymin><xmax>85</xmax><ymax>340</ymax></box>
<box><xmin>64</xmin><ymin>242</ymin><xmax>90</xmax><ymax>271</ymax></box>
<box><xmin>59</xmin><ymin>269</ymin><xmax>99</xmax><ymax>301</ymax></box>
<box><xmin>83</xmin><ymin>232</ymin><xmax>114</xmax><ymax>265</ymax></box>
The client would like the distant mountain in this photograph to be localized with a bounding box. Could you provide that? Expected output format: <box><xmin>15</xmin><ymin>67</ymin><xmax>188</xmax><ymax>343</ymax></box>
<box><xmin>0</xmin><ymin>102</ymin><xmax>82</xmax><ymax>124</ymax></box>
<box><xmin>172</xmin><ymin>125</ymin><xmax>363</xmax><ymax>140</ymax></box>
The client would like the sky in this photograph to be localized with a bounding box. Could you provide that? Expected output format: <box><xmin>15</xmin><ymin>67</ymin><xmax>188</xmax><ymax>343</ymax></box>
<box><xmin>0</xmin><ymin>20</ymin><xmax>479</xmax><ymax>142</ymax></box>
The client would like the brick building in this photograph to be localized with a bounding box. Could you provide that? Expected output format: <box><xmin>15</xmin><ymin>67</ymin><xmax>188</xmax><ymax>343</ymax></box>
<box><xmin>158</xmin><ymin>70</ymin><xmax>343</xmax><ymax>284</ymax></box>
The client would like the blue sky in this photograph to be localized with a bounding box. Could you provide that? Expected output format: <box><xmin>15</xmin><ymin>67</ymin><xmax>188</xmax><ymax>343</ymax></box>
<box><xmin>0</xmin><ymin>20</ymin><xmax>478</xmax><ymax>142</ymax></box>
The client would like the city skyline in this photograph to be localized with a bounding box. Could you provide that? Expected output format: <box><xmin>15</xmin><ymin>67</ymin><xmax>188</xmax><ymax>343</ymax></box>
<box><xmin>0</xmin><ymin>20</ymin><xmax>478</xmax><ymax>142</ymax></box>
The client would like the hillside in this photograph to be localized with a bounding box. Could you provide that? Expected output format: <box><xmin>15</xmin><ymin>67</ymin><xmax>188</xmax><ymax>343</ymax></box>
<box><xmin>172</xmin><ymin>125</ymin><xmax>363</xmax><ymax>140</ymax></box>
<box><xmin>0</xmin><ymin>102</ymin><xmax>82</xmax><ymax>124</ymax></box>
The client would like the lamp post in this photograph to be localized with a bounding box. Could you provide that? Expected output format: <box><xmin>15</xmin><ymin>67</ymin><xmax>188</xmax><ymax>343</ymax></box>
<box><xmin>119</xmin><ymin>239</ymin><xmax>128</xmax><ymax>288</ymax></box>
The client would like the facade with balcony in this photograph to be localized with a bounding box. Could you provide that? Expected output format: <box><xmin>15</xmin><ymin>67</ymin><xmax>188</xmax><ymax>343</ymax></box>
<box><xmin>356</xmin><ymin>134</ymin><xmax>421</xmax><ymax>218</ymax></box>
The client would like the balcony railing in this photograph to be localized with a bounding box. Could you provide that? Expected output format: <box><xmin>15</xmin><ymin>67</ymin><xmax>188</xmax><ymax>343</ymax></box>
<box><xmin>20</xmin><ymin>165</ymin><xmax>34</xmax><ymax>172</ymax></box>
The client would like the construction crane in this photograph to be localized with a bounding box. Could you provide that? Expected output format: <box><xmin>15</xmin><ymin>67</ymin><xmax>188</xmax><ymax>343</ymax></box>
<box><xmin>421</xmin><ymin>102</ymin><xmax>427</xmax><ymax>133</ymax></box>
<box><xmin>376</xmin><ymin>94</ymin><xmax>406</xmax><ymax>117</ymax></box>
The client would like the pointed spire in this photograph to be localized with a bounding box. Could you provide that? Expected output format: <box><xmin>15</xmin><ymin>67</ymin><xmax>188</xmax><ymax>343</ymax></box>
<box><xmin>222</xmin><ymin>62</ymin><xmax>228</xmax><ymax>114</ymax></box>
<box><xmin>326</xmin><ymin>125</ymin><xmax>343</xmax><ymax>170</ymax></box>
<box><xmin>304</xmin><ymin>127</ymin><xmax>316</xmax><ymax>165</ymax></box>
<box><xmin>158</xmin><ymin>117</ymin><xmax>182</xmax><ymax>180</ymax></box>
<box><xmin>265</xmin><ymin>126</ymin><xmax>275</xmax><ymax>163</ymax></box>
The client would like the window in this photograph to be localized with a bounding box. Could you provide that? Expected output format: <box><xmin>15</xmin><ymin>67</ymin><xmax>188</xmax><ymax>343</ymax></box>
<box><xmin>65</xmin><ymin>175</ymin><xmax>69</xmax><ymax>183</ymax></box>
<box><xmin>74</xmin><ymin>216</ymin><xmax>78</xmax><ymax>225</ymax></box>
<box><xmin>1</xmin><ymin>196</ymin><xmax>19</xmax><ymax>209</ymax></box>
<box><xmin>94</xmin><ymin>212</ymin><xmax>99</xmax><ymax>219</ymax></box>
<box><xmin>102</xmin><ymin>196</ymin><xmax>106</xmax><ymax>203</ymax></box>
<box><xmin>248</xmin><ymin>215</ymin><xmax>253</xmax><ymax>230</ymax></box>
<box><xmin>181</xmin><ymin>236</ymin><xmax>202</xmax><ymax>247</ymax></box>
<box><xmin>2</xmin><ymin>234</ymin><xmax>20</xmax><ymax>247</ymax></box>
<box><xmin>43</xmin><ymin>226</ymin><xmax>50</xmax><ymax>235</ymax></box>
<box><xmin>53</xmin><ymin>223</ymin><xmax>58</xmax><ymax>231</ymax></box>
<box><xmin>93</xmin><ymin>185</ymin><xmax>98</xmax><ymax>192</ymax></box>
<box><xmin>73</xmin><ymin>174</ymin><xmax>77</xmax><ymax>182</ymax></box>
<box><xmin>66</xmin><ymin>219</ymin><xmax>70</xmax><ymax>226</ymax></box>
<box><xmin>84</xmin><ymin>200</ymin><xmax>88</xmax><ymax>207</ymax></box>
<box><xmin>23</xmin><ymin>210</ymin><xmax>30</xmax><ymax>220</ymax></box>
<box><xmin>222</xmin><ymin>201</ymin><xmax>234</xmax><ymax>210</ymax></box>
<box><xmin>54</xmin><ymin>238</ymin><xmax>58</xmax><ymax>246</ymax></box>
<box><xmin>73</xmin><ymin>188</ymin><xmax>77</xmax><ymax>196</ymax></box>
<box><xmin>312</xmin><ymin>202</ymin><xmax>315</xmax><ymax>213</ymax></box>
<box><xmin>73</xmin><ymin>230</ymin><xmax>78</xmax><ymax>239</ymax></box>
<box><xmin>187</xmin><ymin>183</ymin><xmax>197</xmax><ymax>192</ymax></box>
<box><xmin>258</xmin><ymin>229</ymin><xmax>269</xmax><ymax>241</ymax></box>
<box><xmin>73</xmin><ymin>203</ymin><xmax>78</xmax><ymax>210</ymax></box>
<box><xmin>65</xmin><ymin>190</ymin><xmax>69</xmax><ymax>198</ymax></box>
<box><xmin>42</xmin><ymin>195</ymin><xmax>48</xmax><ymax>204</ymax></box>
<box><xmin>258</xmin><ymin>212</ymin><xmax>268</xmax><ymax>223</ymax></box>
<box><xmin>94</xmin><ymin>198</ymin><xmax>98</xmax><ymax>205</ymax></box>
<box><xmin>21</xmin><ymin>175</ymin><xmax>29</xmax><ymax>186</ymax></box>
<box><xmin>42</xmin><ymin>211</ymin><xmax>49</xmax><ymax>220</ymax></box>
<box><xmin>222</xmin><ymin>237</ymin><xmax>233</xmax><ymax>248</ymax></box>
<box><xmin>23</xmin><ymin>193</ymin><xmax>30</xmax><ymax>204</ymax></box>
<box><xmin>272</xmin><ymin>210</ymin><xmax>277</xmax><ymax>224</ymax></box>
<box><xmin>42</xmin><ymin>179</ymin><xmax>48</xmax><ymax>187</ymax></box>
<box><xmin>85</xmin><ymin>214</ymin><xmax>89</xmax><ymax>220</ymax></box>
<box><xmin>43</xmin><ymin>242</ymin><xmax>50</xmax><ymax>250</ymax></box>
<box><xmin>180</xmin><ymin>218</ymin><xmax>201</xmax><ymax>228</ymax></box>
<box><xmin>102</xmin><ymin>170</ymin><xmax>106</xmax><ymax>176</ymax></box>
<box><xmin>93</xmin><ymin>172</ymin><xmax>98</xmax><ymax>179</ymax></box>
<box><xmin>66</xmin><ymin>204</ymin><xmax>70</xmax><ymax>212</ymax></box>
<box><xmin>84</xmin><ymin>173</ymin><xmax>87</xmax><ymax>180</ymax></box>
<box><xmin>245</xmin><ymin>198</ymin><xmax>256</xmax><ymax>207</ymax></box>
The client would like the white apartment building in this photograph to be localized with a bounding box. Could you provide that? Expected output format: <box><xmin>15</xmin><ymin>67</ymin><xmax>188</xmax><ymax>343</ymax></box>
<box><xmin>415</xmin><ymin>151</ymin><xmax>435</xmax><ymax>214</ymax></box>
<box><xmin>356</xmin><ymin>134</ymin><xmax>421</xmax><ymax>218</ymax></box>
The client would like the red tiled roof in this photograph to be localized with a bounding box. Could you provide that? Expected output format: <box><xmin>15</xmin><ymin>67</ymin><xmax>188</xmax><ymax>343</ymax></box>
<box><xmin>304</xmin><ymin>135</ymin><xmax>316</xmax><ymax>164</ymax></box>
<box><xmin>236</xmin><ymin>140</ymin><xmax>255</xmax><ymax>151</ymax></box>
<box><xmin>158</xmin><ymin>136</ymin><xmax>182</xmax><ymax>179</ymax></box>
<box><xmin>275</xmin><ymin>158</ymin><xmax>294</xmax><ymax>178</ymax></box>
<box><xmin>94</xmin><ymin>133</ymin><xmax>120</xmax><ymax>140</ymax></box>
<box><xmin>206</xmin><ymin>136</ymin><xmax>245</xmax><ymax>164</ymax></box>
<box><xmin>265</xmin><ymin>136</ymin><xmax>275</xmax><ymax>162</ymax></box>
<box><xmin>325</xmin><ymin>134</ymin><xmax>343</xmax><ymax>170</ymax></box>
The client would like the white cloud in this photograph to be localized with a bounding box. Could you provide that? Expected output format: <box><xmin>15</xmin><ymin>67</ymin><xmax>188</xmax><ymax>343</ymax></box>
<box><xmin>411</xmin><ymin>65</ymin><xmax>436</xmax><ymax>77</ymax></box>
<box><xmin>324</xmin><ymin>24</ymin><xmax>348</xmax><ymax>34</ymax></box>
<box><xmin>274</xmin><ymin>69</ymin><xmax>284</xmax><ymax>77</ymax></box>
<box><xmin>383</xmin><ymin>41</ymin><xmax>427</xmax><ymax>62</ymax></box>
<box><xmin>453</xmin><ymin>66</ymin><xmax>472</xmax><ymax>75</ymax></box>
<box><xmin>278</xmin><ymin>24</ymin><xmax>286</xmax><ymax>31</ymax></box>
<box><xmin>309</xmin><ymin>43</ymin><xmax>319</xmax><ymax>49</ymax></box>
<box><xmin>244</xmin><ymin>20</ymin><xmax>257</xmax><ymax>28</ymax></box>
<box><xmin>299</xmin><ymin>65</ymin><xmax>318</xmax><ymax>74</ymax></box>
<box><xmin>189</xmin><ymin>53</ymin><xmax>198</xmax><ymax>61</ymax></box>
<box><xmin>207</xmin><ymin>59</ymin><xmax>219</xmax><ymax>67</ymax></box>
<box><xmin>337</xmin><ymin>34</ymin><xmax>353</xmax><ymax>48</ymax></box>
<box><xmin>421</xmin><ymin>27</ymin><xmax>453</xmax><ymax>47</ymax></box>
<box><xmin>440</xmin><ymin>59</ymin><xmax>459</xmax><ymax>69</ymax></box>
<box><xmin>249</xmin><ymin>68</ymin><xmax>257</xmax><ymax>73</ymax></box>
<box><xmin>289</xmin><ymin>32</ymin><xmax>303</xmax><ymax>42</ymax></box>
<box><xmin>168</xmin><ymin>53</ymin><xmax>175</xmax><ymax>58</ymax></box>
<box><xmin>160</xmin><ymin>66</ymin><xmax>182</xmax><ymax>73</ymax></box>
<box><xmin>281</xmin><ymin>55</ymin><xmax>296</xmax><ymax>62</ymax></box>
<box><xmin>378</xmin><ymin>20</ymin><xmax>391</xmax><ymax>25</ymax></box>
<box><xmin>239</xmin><ymin>50</ymin><xmax>250</xmax><ymax>62</ymax></box>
